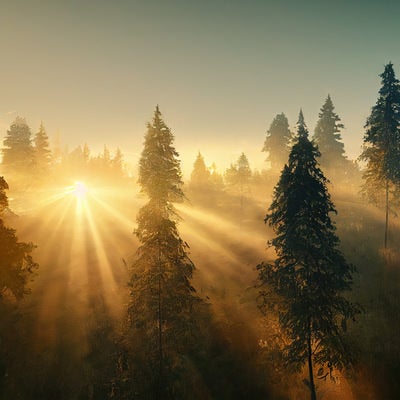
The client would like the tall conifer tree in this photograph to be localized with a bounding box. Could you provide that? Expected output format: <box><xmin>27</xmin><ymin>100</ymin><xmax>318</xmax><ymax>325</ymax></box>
<box><xmin>1</xmin><ymin>117</ymin><xmax>35</xmax><ymax>179</ymax></box>
<box><xmin>0</xmin><ymin>176</ymin><xmax>37</xmax><ymax>300</ymax></box>
<box><xmin>34</xmin><ymin>122</ymin><xmax>52</xmax><ymax>177</ymax></box>
<box><xmin>262</xmin><ymin>113</ymin><xmax>291</xmax><ymax>171</ymax></box>
<box><xmin>258</xmin><ymin>111</ymin><xmax>360</xmax><ymax>400</ymax></box>
<box><xmin>360</xmin><ymin>62</ymin><xmax>400</xmax><ymax>248</ymax></box>
<box><xmin>128</xmin><ymin>106</ymin><xmax>202</xmax><ymax>398</ymax></box>
<box><xmin>313</xmin><ymin>95</ymin><xmax>347</xmax><ymax>172</ymax></box>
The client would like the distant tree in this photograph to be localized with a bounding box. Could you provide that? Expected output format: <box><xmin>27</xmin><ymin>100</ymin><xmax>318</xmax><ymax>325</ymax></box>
<box><xmin>33</xmin><ymin>122</ymin><xmax>52</xmax><ymax>177</ymax></box>
<box><xmin>1</xmin><ymin>117</ymin><xmax>35</xmax><ymax>179</ymax></box>
<box><xmin>209</xmin><ymin>162</ymin><xmax>224</xmax><ymax>191</ymax></box>
<box><xmin>257</xmin><ymin>111</ymin><xmax>360</xmax><ymax>400</ymax></box>
<box><xmin>225</xmin><ymin>152</ymin><xmax>252</xmax><ymax>189</ymax></box>
<box><xmin>190</xmin><ymin>152</ymin><xmax>211</xmax><ymax>187</ymax></box>
<box><xmin>128</xmin><ymin>106</ymin><xmax>204</xmax><ymax>398</ymax></box>
<box><xmin>111</xmin><ymin>147</ymin><xmax>124</xmax><ymax>177</ymax></box>
<box><xmin>313</xmin><ymin>95</ymin><xmax>349</xmax><ymax>175</ymax></box>
<box><xmin>360</xmin><ymin>63</ymin><xmax>400</xmax><ymax>248</ymax></box>
<box><xmin>225</xmin><ymin>152</ymin><xmax>252</xmax><ymax>210</ymax></box>
<box><xmin>262</xmin><ymin>113</ymin><xmax>291</xmax><ymax>171</ymax></box>
<box><xmin>82</xmin><ymin>143</ymin><xmax>90</xmax><ymax>163</ymax></box>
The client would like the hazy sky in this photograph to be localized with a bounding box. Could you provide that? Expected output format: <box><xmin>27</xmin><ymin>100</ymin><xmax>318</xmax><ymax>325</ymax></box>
<box><xmin>1</xmin><ymin>0</ymin><xmax>399</xmax><ymax>176</ymax></box>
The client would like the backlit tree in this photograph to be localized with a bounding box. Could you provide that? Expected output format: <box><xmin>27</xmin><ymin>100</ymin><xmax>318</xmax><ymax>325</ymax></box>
<box><xmin>1</xmin><ymin>117</ymin><xmax>35</xmax><ymax>180</ymax></box>
<box><xmin>313</xmin><ymin>95</ymin><xmax>347</xmax><ymax>173</ymax></box>
<box><xmin>262</xmin><ymin>113</ymin><xmax>291</xmax><ymax>171</ymax></box>
<box><xmin>128</xmin><ymin>106</ymin><xmax>203</xmax><ymax>398</ymax></box>
<box><xmin>257</xmin><ymin>111</ymin><xmax>360</xmax><ymax>400</ymax></box>
<box><xmin>360</xmin><ymin>62</ymin><xmax>400</xmax><ymax>248</ymax></box>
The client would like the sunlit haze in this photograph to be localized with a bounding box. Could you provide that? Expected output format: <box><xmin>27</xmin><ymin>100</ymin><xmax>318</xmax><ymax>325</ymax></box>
<box><xmin>0</xmin><ymin>1</ymin><xmax>399</xmax><ymax>399</ymax></box>
<box><xmin>1</xmin><ymin>1</ymin><xmax>400</xmax><ymax>175</ymax></box>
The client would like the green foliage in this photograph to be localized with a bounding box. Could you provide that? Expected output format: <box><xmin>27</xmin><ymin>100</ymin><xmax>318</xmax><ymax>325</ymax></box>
<box><xmin>262</xmin><ymin>113</ymin><xmax>291</xmax><ymax>171</ymax></box>
<box><xmin>258</xmin><ymin>111</ymin><xmax>361</xmax><ymax>399</ymax></box>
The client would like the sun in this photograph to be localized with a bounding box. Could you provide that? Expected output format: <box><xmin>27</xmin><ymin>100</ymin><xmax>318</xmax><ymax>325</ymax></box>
<box><xmin>73</xmin><ymin>181</ymin><xmax>88</xmax><ymax>199</ymax></box>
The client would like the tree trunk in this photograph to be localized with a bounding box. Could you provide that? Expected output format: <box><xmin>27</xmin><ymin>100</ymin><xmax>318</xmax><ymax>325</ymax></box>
<box><xmin>307</xmin><ymin>324</ymin><xmax>317</xmax><ymax>400</ymax></box>
<box><xmin>157</xmin><ymin>249</ymin><xmax>163</xmax><ymax>398</ymax></box>
<box><xmin>384</xmin><ymin>179</ymin><xmax>389</xmax><ymax>249</ymax></box>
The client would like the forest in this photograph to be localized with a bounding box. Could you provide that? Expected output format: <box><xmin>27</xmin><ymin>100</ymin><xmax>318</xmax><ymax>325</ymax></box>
<box><xmin>0</xmin><ymin>63</ymin><xmax>399</xmax><ymax>400</ymax></box>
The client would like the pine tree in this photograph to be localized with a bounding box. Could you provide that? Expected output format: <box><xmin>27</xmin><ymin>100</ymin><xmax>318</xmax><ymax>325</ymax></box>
<box><xmin>360</xmin><ymin>63</ymin><xmax>400</xmax><ymax>249</ymax></box>
<box><xmin>188</xmin><ymin>152</ymin><xmax>212</xmax><ymax>204</ymax></box>
<box><xmin>1</xmin><ymin>117</ymin><xmax>35</xmax><ymax>179</ymax></box>
<box><xmin>225</xmin><ymin>152</ymin><xmax>252</xmax><ymax>189</ymax></box>
<box><xmin>128</xmin><ymin>106</ymin><xmax>203</xmax><ymax>398</ymax></box>
<box><xmin>257</xmin><ymin>111</ymin><xmax>360</xmax><ymax>400</ymax></box>
<box><xmin>0</xmin><ymin>176</ymin><xmax>37</xmax><ymax>300</ymax></box>
<box><xmin>262</xmin><ymin>113</ymin><xmax>291</xmax><ymax>171</ymax></box>
<box><xmin>111</xmin><ymin>147</ymin><xmax>124</xmax><ymax>178</ymax></box>
<box><xmin>313</xmin><ymin>95</ymin><xmax>346</xmax><ymax>171</ymax></box>
<box><xmin>33</xmin><ymin>121</ymin><xmax>52</xmax><ymax>177</ymax></box>
<box><xmin>190</xmin><ymin>152</ymin><xmax>211</xmax><ymax>187</ymax></box>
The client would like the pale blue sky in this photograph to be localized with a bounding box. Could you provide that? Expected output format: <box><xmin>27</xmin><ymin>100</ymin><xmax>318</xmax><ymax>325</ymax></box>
<box><xmin>0</xmin><ymin>0</ymin><xmax>399</xmax><ymax>175</ymax></box>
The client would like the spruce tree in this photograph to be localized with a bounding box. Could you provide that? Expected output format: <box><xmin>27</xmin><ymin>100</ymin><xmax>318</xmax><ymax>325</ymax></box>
<box><xmin>257</xmin><ymin>111</ymin><xmax>360</xmax><ymax>400</ymax></box>
<box><xmin>0</xmin><ymin>176</ymin><xmax>37</xmax><ymax>300</ymax></box>
<box><xmin>360</xmin><ymin>62</ymin><xmax>400</xmax><ymax>248</ymax></box>
<box><xmin>1</xmin><ymin>117</ymin><xmax>35</xmax><ymax>179</ymax></box>
<box><xmin>190</xmin><ymin>152</ymin><xmax>211</xmax><ymax>187</ymax></box>
<box><xmin>313</xmin><ymin>95</ymin><xmax>347</xmax><ymax>173</ymax></box>
<box><xmin>225</xmin><ymin>152</ymin><xmax>252</xmax><ymax>189</ymax></box>
<box><xmin>128</xmin><ymin>106</ymin><xmax>203</xmax><ymax>398</ymax></box>
<box><xmin>34</xmin><ymin>121</ymin><xmax>52</xmax><ymax>177</ymax></box>
<box><xmin>262</xmin><ymin>113</ymin><xmax>291</xmax><ymax>171</ymax></box>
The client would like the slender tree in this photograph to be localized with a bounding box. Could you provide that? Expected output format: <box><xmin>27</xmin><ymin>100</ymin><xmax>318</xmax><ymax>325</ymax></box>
<box><xmin>262</xmin><ymin>113</ymin><xmax>291</xmax><ymax>171</ymax></box>
<box><xmin>257</xmin><ymin>111</ymin><xmax>360</xmax><ymax>400</ymax></box>
<box><xmin>33</xmin><ymin>121</ymin><xmax>52</xmax><ymax>177</ymax></box>
<box><xmin>225</xmin><ymin>152</ymin><xmax>252</xmax><ymax>211</ymax></box>
<box><xmin>128</xmin><ymin>106</ymin><xmax>202</xmax><ymax>398</ymax></box>
<box><xmin>225</xmin><ymin>152</ymin><xmax>252</xmax><ymax>190</ymax></box>
<box><xmin>313</xmin><ymin>95</ymin><xmax>347</xmax><ymax>172</ymax></box>
<box><xmin>360</xmin><ymin>63</ymin><xmax>400</xmax><ymax>249</ymax></box>
<box><xmin>190</xmin><ymin>152</ymin><xmax>211</xmax><ymax>187</ymax></box>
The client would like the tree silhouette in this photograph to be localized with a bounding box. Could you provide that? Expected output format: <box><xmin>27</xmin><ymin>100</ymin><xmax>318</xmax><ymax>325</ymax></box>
<box><xmin>190</xmin><ymin>152</ymin><xmax>211</xmax><ymax>188</ymax></box>
<box><xmin>34</xmin><ymin>121</ymin><xmax>52</xmax><ymax>178</ymax></box>
<box><xmin>128</xmin><ymin>106</ymin><xmax>203</xmax><ymax>398</ymax></box>
<box><xmin>262</xmin><ymin>113</ymin><xmax>291</xmax><ymax>171</ymax></box>
<box><xmin>360</xmin><ymin>62</ymin><xmax>400</xmax><ymax>249</ymax></box>
<box><xmin>0</xmin><ymin>176</ymin><xmax>37</xmax><ymax>300</ymax></box>
<box><xmin>257</xmin><ymin>111</ymin><xmax>360</xmax><ymax>400</ymax></box>
<box><xmin>313</xmin><ymin>95</ymin><xmax>347</xmax><ymax>173</ymax></box>
<box><xmin>1</xmin><ymin>117</ymin><xmax>35</xmax><ymax>181</ymax></box>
